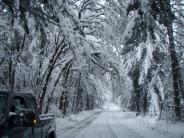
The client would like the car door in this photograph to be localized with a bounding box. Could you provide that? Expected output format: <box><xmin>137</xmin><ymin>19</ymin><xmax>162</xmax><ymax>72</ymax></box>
<box><xmin>8</xmin><ymin>95</ymin><xmax>32</xmax><ymax>138</ymax></box>
<box><xmin>24</xmin><ymin>95</ymin><xmax>42</xmax><ymax>138</ymax></box>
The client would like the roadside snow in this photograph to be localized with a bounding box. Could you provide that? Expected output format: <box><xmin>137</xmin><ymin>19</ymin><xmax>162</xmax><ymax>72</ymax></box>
<box><xmin>127</xmin><ymin>115</ymin><xmax>184</xmax><ymax>138</ymax></box>
<box><xmin>116</xmin><ymin>111</ymin><xmax>184</xmax><ymax>138</ymax></box>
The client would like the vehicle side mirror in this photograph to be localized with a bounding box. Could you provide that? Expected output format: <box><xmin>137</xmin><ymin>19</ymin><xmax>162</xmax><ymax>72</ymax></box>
<box><xmin>23</xmin><ymin>109</ymin><xmax>37</xmax><ymax>127</ymax></box>
<box><xmin>9</xmin><ymin>109</ymin><xmax>37</xmax><ymax>127</ymax></box>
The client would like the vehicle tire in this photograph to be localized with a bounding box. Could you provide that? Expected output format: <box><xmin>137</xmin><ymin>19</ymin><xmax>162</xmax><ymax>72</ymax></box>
<box><xmin>47</xmin><ymin>132</ymin><xmax>55</xmax><ymax>138</ymax></box>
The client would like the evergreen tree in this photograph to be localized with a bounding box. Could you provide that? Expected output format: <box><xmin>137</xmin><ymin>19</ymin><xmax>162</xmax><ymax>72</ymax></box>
<box><xmin>122</xmin><ymin>0</ymin><xmax>167</xmax><ymax>115</ymax></box>
<box><xmin>150</xmin><ymin>0</ymin><xmax>183</xmax><ymax>119</ymax></box>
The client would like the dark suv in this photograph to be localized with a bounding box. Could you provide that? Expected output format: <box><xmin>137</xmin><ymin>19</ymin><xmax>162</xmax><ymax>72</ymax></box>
<box><xmin>0</xmin><ymin>90</ymin><xmax>56</xmax><ymax>138</ymax></box>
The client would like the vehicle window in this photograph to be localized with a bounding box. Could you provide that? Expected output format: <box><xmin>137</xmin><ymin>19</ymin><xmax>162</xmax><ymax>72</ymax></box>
<box><xmin>25</xmin><ymin>96</ymin><xmax>38</xmax><ymax>113</ymax></box>
<box><xmin>0</xmin><ymin>94</ymin><xmax>8</xmax><ymax>121</ymax></box>
<box><xmin>10</xmin><ymin>96</ymin><xmax>26</xmax><ymax>113</ymax></box>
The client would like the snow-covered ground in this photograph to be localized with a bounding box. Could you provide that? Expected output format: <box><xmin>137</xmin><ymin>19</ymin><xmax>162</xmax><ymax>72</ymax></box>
<box><xmin>56</xmin><ymin>104</ymin><xmax>184</xmax><ymax>138</ymax></box>
<box><xmin>56</xmin><ymin>109</ymin><xmax>102</xmax><ymax>137</ymax></box>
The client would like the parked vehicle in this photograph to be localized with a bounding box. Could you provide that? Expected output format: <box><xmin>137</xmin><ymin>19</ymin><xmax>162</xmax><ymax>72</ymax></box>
<box><xmin>0</xmin><ymin>90</ymin><xmax>56</xmax><ymax>138</ymax></box>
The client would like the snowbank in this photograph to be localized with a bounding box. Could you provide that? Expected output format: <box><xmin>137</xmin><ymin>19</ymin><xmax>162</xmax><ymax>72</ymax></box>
<box><xmin>120</xmin><ymin>112</ymin><xmax>184</xmax><ymax>138</ymax></box>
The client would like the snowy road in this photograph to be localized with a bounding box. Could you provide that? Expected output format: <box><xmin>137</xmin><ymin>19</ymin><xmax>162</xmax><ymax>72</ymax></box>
<box><xmin>75</xmin><ymin>110</ymin><xmax>143</xmax><ymax>138</ymax></box>
<box><xmin>57</xmin><ymin>110</ymin><xmax>101</xmax><ymax>138</ymax></box>
<box><xmin>57</xmin><ymin>106</ymin><xmax>184</xmax><ymax>138</ymax></box>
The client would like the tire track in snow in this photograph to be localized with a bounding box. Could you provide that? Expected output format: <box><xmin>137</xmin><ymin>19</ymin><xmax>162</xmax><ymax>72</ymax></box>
<box><xmin>104</xmin><ymin>111</ymin><xmax>118</xmax><ymax>138</ymax></box>
<box><xmin>57</xmin><ymin>111</ymin><xmax>101</xmax><ymax>138</ymax></box>
<box><xmin>111</xmin><ymin>111</ymin><xmax>144</xmax><ymax>138</ymax></box>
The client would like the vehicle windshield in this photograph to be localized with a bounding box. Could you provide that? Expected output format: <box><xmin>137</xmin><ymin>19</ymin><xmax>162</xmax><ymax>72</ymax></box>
<box><xmin>0</xmin><ymin>93</ymin><xmax>8</xmax><ymax>121</ymax></box>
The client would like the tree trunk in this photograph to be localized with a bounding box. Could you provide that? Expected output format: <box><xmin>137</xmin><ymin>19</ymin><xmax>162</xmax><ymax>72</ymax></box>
<box><xmin>167</xmin><ymin>22</ymin><xmax>181</xmax><ymax>119</ymax></box>
<box><xmin>59</xmin><ymin>59</ymin><xmax>72</xmax><ymax>115</ymax></box>
<box><xmin>86</xmin><ymin>95</ymin><xmax>90</xmax><ymax>110</ymax></box>
<box><xmin>143</xmin><ymin>90</ymin><xmax>147</xmax><ymax>114</ymax></box>
<box><xmin>9</xmin><ymin>47</ymin><xmax>16</xmax><ymax>92</ymax></box>
<box><xmin>38</xmin><ymin>40</ymin><xmax>65</xmax><ymax>113</ymax></box>
<box><xmin>44</xmin><ymin>68</ymin><xmax>63</xmax><ymax>114</ymax></box>
<box><xmin>75</xmin><ymin>72</ymin><xmax>82</xmax><ymax>114</ymax></box>
<box><xmin>59</xmin><ymin>91</ymin><xmax>67</xmax><ymax>117</ymax></box>
<box><xmin>175</xmin><ymin>0</ymin><xmax>184</xmax><ymax>101</ymax></box>
<box><xmin>59</xmin><ymin>93</ymin><xmax>63</xmax><ymax>111</ymax></box>
<box><xmin>63</xmin><ymin>95</ymin><xmax>67</xmax><ymax>117</ymax></box>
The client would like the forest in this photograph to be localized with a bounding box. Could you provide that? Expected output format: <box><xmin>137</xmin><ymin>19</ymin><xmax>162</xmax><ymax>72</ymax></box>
<box><xmin>0</xmin><ymin>0</ymin><xmax>184</xmax><ymax>122</ymax></box>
